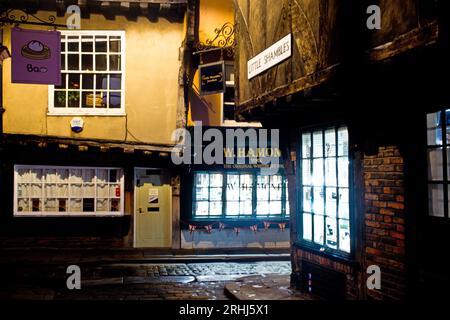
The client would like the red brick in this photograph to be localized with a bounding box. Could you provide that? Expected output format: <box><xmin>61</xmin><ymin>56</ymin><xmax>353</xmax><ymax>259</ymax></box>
<box><xmin>390</xmin><ymin>232</ymin><xmax>405</xmax><ymax>240</ymax></box>
<box><xmin>387</xmin><ymin>202</ymin><xmax>404</xmax><ymax>210</ymax></box>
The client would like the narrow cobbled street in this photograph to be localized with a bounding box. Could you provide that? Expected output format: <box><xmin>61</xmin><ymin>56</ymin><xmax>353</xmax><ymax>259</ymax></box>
<box><xmin>0</xmin><ymin>261</ymin><xmax>307</xmax><ymax>300</ymax></box>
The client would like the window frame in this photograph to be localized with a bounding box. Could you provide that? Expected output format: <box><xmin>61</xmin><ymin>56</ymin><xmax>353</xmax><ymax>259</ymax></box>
<box><xmin>191</xmin><ymin>171</ymin><xmax>290</xmax><ymax>221</ymax></box>
<box><xmin>426</xmin><ymin>109</ymin><xmax>450</xmax><ymax>218</ymax></box>
<box><xmin>48</xmin><ymin>30</ymin><xmax>126</xmax><ymax>116</ymax></box>
<box><xmin>297</xmin><ymin>125</ymin><xmax>354</xmax><ymax>258</ymax></box>
<box><xmin>13</xmin><ymin>165</ymin><xmax>125</xmax><ymax>217</ymax></box>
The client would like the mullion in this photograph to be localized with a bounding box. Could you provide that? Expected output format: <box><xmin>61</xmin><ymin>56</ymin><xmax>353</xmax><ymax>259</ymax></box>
<box><xmin>322</xmin><ymin>129</ymin><xmax>327</xmax><ymax>248</ymax></box>
<box><xmin>334</xmin><ymin>127</ymin><xmax>340</xmax><ymax>250</ymax></box>
<box><xmin>443</xmin><ymin>111</ymin><xmax>449</xmax><ymax>218</ymax></box>
<box><xmin>309</xmin><ymin>131</ymin><xmax>315</xmax><ymax>243</ymax></box>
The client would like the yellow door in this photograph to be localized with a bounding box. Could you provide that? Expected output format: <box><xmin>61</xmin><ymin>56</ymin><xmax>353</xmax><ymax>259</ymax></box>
<box><xmin>135</xmin><ymin>172</ymin><xmax>172</xmax><ymax>248</ymax></box>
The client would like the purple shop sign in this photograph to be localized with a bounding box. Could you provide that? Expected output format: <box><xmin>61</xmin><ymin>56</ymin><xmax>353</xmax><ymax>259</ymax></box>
<box><xmin>11</xmin><ymin>28</ymin><xmax>61</xmax><ymax>85</ymax></box>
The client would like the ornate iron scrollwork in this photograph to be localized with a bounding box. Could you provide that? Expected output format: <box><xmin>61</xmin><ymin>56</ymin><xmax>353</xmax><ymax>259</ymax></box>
<box><xmin>195</xmin><ymin>22</ymin><xmax>235</xmax><ymax>56</ymax></box>
<box><xmin>0</xmin><ymin>8</ymin><xmax>66</xmax><ymax>28</ymax></box>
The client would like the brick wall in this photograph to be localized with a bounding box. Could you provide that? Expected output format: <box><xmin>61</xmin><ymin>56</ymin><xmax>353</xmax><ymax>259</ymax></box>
<box><xmin>364</xmin><ymin>146</ymin><xmax>406</xmax><ymax>300</ymax></box>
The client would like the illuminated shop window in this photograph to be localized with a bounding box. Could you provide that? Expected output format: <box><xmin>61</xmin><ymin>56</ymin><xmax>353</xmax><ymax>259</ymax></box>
<box><xmin>300</xmin><ymin>126</ymin><xmax>351</xmax><ymax>254</ymax></box>
<box><xmin>49</xmin><ymin>30</ymin><xmax>125</xmax><ymax>115</ymax></box>
<box><xmin>14</xmin><ymin>165</ymin><xmax>124</xmax><ymax>217</ymax></box>
<box><xmin>427</xmin><ymin>109</ymin><xmax>450</xmax><ymax>218</ymax></box>
<box><xmin>193</xmin><ymin>172</ymin><xmax>289</xmax><ymax>219</ymax></box>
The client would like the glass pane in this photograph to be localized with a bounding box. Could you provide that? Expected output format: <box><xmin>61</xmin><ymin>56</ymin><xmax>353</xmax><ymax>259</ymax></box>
<box><xmin>68</xmin><ymin>74</ymin><xmax>80</xmax><ymax>89</ymax></box>
<box><xmin>338</xmin><ymin>157</ymin><xmax>349</xmax><ymax>187</ymax></box>
<box><xmin>67</xmin><ymin>91</ymin><xmax>80</xmax><ymax>108</ymax></box>
<box><xmin>81</xmin><ymin>35</ymin><xmax>93</xmax><ymax>52</ymax></box>
<box><xmin>95</xmin><ymin>36</ymin><xmax>107</xmax><ymax>52</ymax></box>
<box><xmin>257</xmin><ymin>176</ymin><xmax>270</xmax><ymax>200</ymax></box>
<box><xmin>17</xmin><ymin>184</ymin><xmax>29</xmax><ymax>198</ymax></box>
<box><xmin>302</xmin><ymin>186</ymin><xmax>312</xmax><ymax>213</ymax></box>
<box><xmin>57</xmin><ymin>184</ymin><xmax>68</xmax><ymax>197</ymax></box>
<box><xmin>67</xmin><ymin>36</ymin><xmax>79</xmax><ymax>52</ymax></box>
<box><xmin>303</xmin><ymin>213</ymin><xmax>312</xmax><ymax>241</ymax></box>
<box><xmin>302</xmin><ymin>133</ymin><xmax>312</xmax><ymax>158</ymax></box>
<box><xmin>256</xmin><ymin>201</ymin><xmax>269</xmax><ymax>215</ymax></box>
<box><xmin>313</xmin><ymin>215</ymin><xmax>324</xmax><ymax>245</ymax></box>
<box><xmin>210</xmin><ymin>202</ymin><xmax>222</xmax><ymax>216</ymax></box>
<box><xmin>83</xmin><ymin>74</ymin><xmax>94</xmax><ymax>90</ymax></box>
<box><xmin>53</xmin><ymin>92</ymin><xmax>66</xmax><ymax>108</ymax></box>
<box><xmin>45</xmin><ymin>198</ymin><xmax>58</xmax><ymax>212</ymax></box>
<box><xmin>109</xmin><ymin>55</ymin><xmax>121</xmax><ymax>71</ymax></box>
<box><xmin>428</xmin><ymin>148</ymin><xmax>443</xmax><ymax>181</ymax></box>
<box><xmin>30</xmin><ymin>183</ymin><xmax>42</xmax><ymax>197</ymax></box>
<box><xmin>56</xmin><ymin>169</ymin><xmax>69</xmax><ymax>182</ymax></box>
<box><xmin>83</xmin><ymin>184</ymin><xmax>94</xmax><ymax>198</ymax></box>
<box><xmin>81</xmin><ymin>54</ymin><xmax>93</xmax><ymax>71</ymax></box>
<box><xmin>226</xmin><ymin>201</ymin><xmax>239</xmax><ymax>216</ymax></box>
<box><xmin>17</xmin><ymin>169</ymin><xmax>29</xmax><ymax>183</ymax></box>
<box><xmin>312</xmin><ymin>187</ymin><xmax>324</xmax><ymax>215</ymax></box>
<box><xmin>427</xmin><ymin>112</ymin><xmax>442</xmax><ymax>146</ymax></box>
<box><xmin>17</xmin><ymin>199</ymin><xmax>30</xmax><ymax>212</ymax></box>
<box><xmin>108</xmin><ymin>184</ymin><xmax>120</xmax><ymax>198</ymax></box>
<box><xmin>195</xmin><ymin>173</ymin><xmax>209</xmax><ymax>187</ymax></box>
<box><xmin>312</xmin><ymin>159</ymin><xmax>324</xmax><ymax>186</ymax></box>
<box><xmin>111</xmin><ymin>199</ymin><xmax>120</xmax><ymax>212</ymax></box>
<box><xmin>196</xmin><ymin>187</ymin><xmax>209</xmax><ymax>201</ymax></box>
<box><xmin>109</xmin><ymin>169</ymin><xmax>120</xmax><ymax>183</ymax></box>
<box><xmin>97</xmin><ymin>198</ymin><xmax>109</xmax><ymax>212</ymax></box>
<box><xmin>44</xmin><ymin>169</ymin><xmax>57</xmax><ymax>183</ymax></box>
<box><xmin>325</xmin><ymin>129</ymin><xmax>336</xmax><ymax>157</ymax></box>
<box><xmin>60</xmin><ymin>55</ymin><xmax>66</xmax><ymax>72</ymax></box>
<box><xmin>83</xmin><ymin>198</ymin><xmax>95</xmax><ymax>212</ymax></box>
<box><xmin>45</xmin><ymin>184</ymin><xmax>57</xmax><ymax>198</ymax></box>
<box><xmin>68</xmin><ymin>54</ymin><xmax>79</xmax><ymax>70</ymax></box>
<box><xmin>240</xmin><ymin>201</ymin><xmax>253</xmax><ymax>215</ymax></box>
<box><xmin>96</xmin><ymin>74</ymin><xmax>107</xmax><ymax>90</ymax></box>
<box><xmin>210</xmin><ymin>188</ymin><xmax>222</xmax><ymax>201</ymax></box>
<box><xmin>313</xmin><ymin>131</ymin><xmax>323</xmax><ymax>158</ymax></box>
<box><xmin>30</xmin><ymin>169</ymin><xmax>43</xmax><ymax>182</ymax></box>
<box><xmin>270</xmin><ymin>201</ymin><xmax>282</xmax><ymax>215</ymax></box>
<box><xmin>109</xmin><ymin>92</ymin><xmax>121</xmax><ymax>108</ymax></box>
<box><xmin>95</xmin><ymin>54</ymin><xmax>107</xmax><ymax>71</ymax></box>
<box><xmin>429</xmin><ymin>184</ymin><xmax>445</xmax><ymax>217</ymax></box>
<box><xmin>58</xmin><ymin>199</ymin><xmax>67</xmax><ymax>212</ymax></box>
<box><xmin>110</xmin><ymin>74</ymin><xmax>121</xmax><ymax>90</ymax></box>
<box><xmin>70</xmin><ymin>198</ymin><xmax>82</xmax><ymax>212</ymax></box>
<box><xmin>302</xmin><ymin>159</ymin><xmax>311</xmax><ymax>185</ymax></box>
<box><xmin>70</xmin><ymin>184</ymin><xmax>82</xmax><ymax>198</ymax></box>
<box><xmin>325</xmin><ymin>217</ymin><xmax>338</xmax><ymax>249</ymax></box>
<box><xmin>82</xmin><ymin>169</ymin><xmax>95</xmax><ymax>183</ymax></box>
<box><xmin>195</xmin><ymin>201</ymin><xmax>209</xmax><ymax>216</ymax></box>
<box><xmin>97</xmin><ymin>184</ymin><xmax>108</xmax><ymax>198</ymax></box>
<box><xmin>339</xmin><ymin>219</ymin><xmax>351</xmax><ymax>253</ymax></box>
<box><xmin>270</xmin><ymin>176</ymin><xmax>282</xmax><ymax>200</ymax></box>
<box><xmin>31</xmin><ymin>199</ymin><xmax>41</xmax><ymax>212</ymax></box>
<box><xmin>82</xmin><ymin>92</ymin><xmax>95</xmax><ymax>108</ymax></box>
<box><xmin>337</xmin><ymin>127</ymin><xmax>349</xmax><ymax>156</ymax></box>
<box><xmin>210</xmin><ymin>174</ymin><xmax>223</xmax><ymax>187</ymax></box>
<box><xmin>109</xmin><ymin>36</ymin><xmax>121</xmax><ymax>52</ymax></box>
<box><xmin>241</xmin><ymin>184</ymin><xmax>253</xmax><ymax>201</ymax></box>
<box><xmin>325</xmin><ymin>158</ymin><xmax>337</xmax><ymax>186</ymax></box>
<box><xmin>325</xmin><ymin>188</ymin><xmax>337</xmax><ymax>217</ymax></box>
<box><xmin>338</xmin><ymin>188</ymin><xmax>350</xmax><ymax>219</ymax></box>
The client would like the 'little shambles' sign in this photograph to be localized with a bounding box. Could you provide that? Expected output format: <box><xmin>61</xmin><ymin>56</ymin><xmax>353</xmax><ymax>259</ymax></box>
<box><xmin>247</xmin><ymin>33</ymin><xmax>292</xmax><ymax>80</ymax></box>
<box><xmin>199</xmin><ymin>61</ymin><xmax>225</xmax><ymax>96</ymax></box>
<box><xmin>11</xmin><ymin>28</ymin><xmax>61</xmax><ymax>85</ymax></box>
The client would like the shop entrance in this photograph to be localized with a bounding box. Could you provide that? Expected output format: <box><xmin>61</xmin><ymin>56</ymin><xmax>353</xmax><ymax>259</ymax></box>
<box><xmin>134</xmin><ymin>168</ymin><xmax>172</xmax><ymax>248</ymax></box>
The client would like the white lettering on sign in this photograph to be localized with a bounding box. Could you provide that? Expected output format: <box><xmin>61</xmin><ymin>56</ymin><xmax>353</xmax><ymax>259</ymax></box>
<box><xmin>247</xmin><ymin>34</ymin><xmax>292</xmax><ymax>80</ymax></box>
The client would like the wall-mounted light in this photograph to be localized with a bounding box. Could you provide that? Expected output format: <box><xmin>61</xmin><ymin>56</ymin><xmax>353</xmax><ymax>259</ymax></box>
<box><xmin>0</xmin><ymin>45</ymin><xmax>11</xmax><ymax>65</ymax></box>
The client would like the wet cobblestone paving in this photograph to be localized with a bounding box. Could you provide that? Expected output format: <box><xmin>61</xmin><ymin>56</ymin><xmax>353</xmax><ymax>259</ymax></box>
<box><xmin>0</xmin><ymin>261</ymin><xmax>292</xmax><ymax>300</ymax></box>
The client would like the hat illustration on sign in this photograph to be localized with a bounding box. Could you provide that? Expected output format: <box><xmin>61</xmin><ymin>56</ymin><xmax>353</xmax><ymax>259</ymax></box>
<box><xmin>21</xmin><ymin>40</ymin><xmax>51</xmax><ymax>60</ymax></box>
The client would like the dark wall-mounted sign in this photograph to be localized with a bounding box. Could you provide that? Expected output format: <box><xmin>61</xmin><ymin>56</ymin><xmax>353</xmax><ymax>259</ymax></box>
<box><xmin>199</xmin><ymin>61</ymin><xmax>225</xmax><ymax>96</ymax></box>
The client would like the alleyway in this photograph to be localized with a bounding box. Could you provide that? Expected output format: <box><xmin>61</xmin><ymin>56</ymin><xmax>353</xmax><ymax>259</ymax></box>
<box><xmin>0</xmin><ymin>260</ymin><xmax>309</xmax><ymax>300</ymax></box>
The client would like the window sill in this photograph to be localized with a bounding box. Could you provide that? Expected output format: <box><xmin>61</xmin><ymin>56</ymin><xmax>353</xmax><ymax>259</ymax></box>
<box><xmin>47</xmin><ymin>112</ymin><xmax>126</xmax><ymax>117</ymax></box>
<box><xmin>14</xmin><ymin>212</ymin><xmax>125</xmax><ymax>218</ymax></box>
<box><xmin>293</xmin><ymin>241</ymin><xmax>360</xmax><ymax>269</ymax></box>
